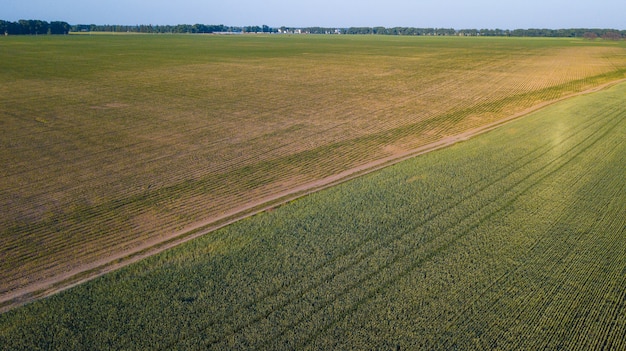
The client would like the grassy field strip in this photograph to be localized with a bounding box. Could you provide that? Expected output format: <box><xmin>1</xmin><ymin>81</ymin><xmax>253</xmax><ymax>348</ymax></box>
<box><xmin>2</xmin><ymin>36</ymin><xmax>626</xmax><ymax>307</ymax></box>
<box><xmin>439</xmin><ymin>148</ymin><xmax>622</xmax><ymax>335</ymax></box>
<box><xmin>433</xmin><ymin>105</ymin><xmax>625</xmax><ymax>340</ymax></box>
<box><xmin>436</xmin><ymin>141</ymin><xmax>626</xmax><ymax>349</ymax></box>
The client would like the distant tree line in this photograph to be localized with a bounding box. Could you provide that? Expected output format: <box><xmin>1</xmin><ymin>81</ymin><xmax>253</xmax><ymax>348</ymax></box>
<box><xmin>71</xmin><ymin>24</ymin><xmax>281</xmax><ymax>34</ymax></box>
<box><xmin>1</xmin><ymin>20</ymin><xmax>71</xmax><ymax>35</ymax></box>
<box><xmin>333</xmin><ymin>27</ymin><xmax>625</xmax><ymax>38</ymax></box>
<box><xmin>67</xmin><ymin>25</ymin><xmax>626</xmax><ymax>39</ymax></box>
<box><xmin>2</xmin><ymin>20</ymin><xmax>624</xmax><ymax>39</ymax></box>
<box><xmin>70</xmin><ymin>23</ymin><xmax>247</xmax><ymax>34</ymax></box>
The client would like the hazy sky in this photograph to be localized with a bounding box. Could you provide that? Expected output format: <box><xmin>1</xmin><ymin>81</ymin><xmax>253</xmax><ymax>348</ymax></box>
<box><xmin>3</xmin><ymin>0</ymin><xmax>625</xmax><ymax>29</ymax></box>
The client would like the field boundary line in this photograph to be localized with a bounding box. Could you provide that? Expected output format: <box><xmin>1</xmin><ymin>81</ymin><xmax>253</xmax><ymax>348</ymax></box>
<box><xmin>2</xmin><ymin>77</ymin><xmax>625</xmax><ymax>314</ymax></box>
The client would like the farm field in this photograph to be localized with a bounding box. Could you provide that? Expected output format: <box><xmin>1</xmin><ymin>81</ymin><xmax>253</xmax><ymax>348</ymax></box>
<box><xmin>1</xmin><ymin>79</ymin><xmax>625</xmax><ymax>349</ymax></box>
<box><xmin>1</xmin><ymin>34</ymin><xmax>626</xmax><ymax>308</ymax></box>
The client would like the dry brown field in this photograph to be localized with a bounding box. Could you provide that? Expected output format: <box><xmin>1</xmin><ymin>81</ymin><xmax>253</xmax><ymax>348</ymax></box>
<box><xmin>1</xmin><ymin>34</ymin><xmax>625</xmax><ymax>308</ymax></box>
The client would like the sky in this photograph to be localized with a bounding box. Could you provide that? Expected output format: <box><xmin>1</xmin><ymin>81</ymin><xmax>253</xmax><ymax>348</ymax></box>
<box><xmin>3</xmin><ymin>0</ymin><xmax>625</xmax><ymax>29</ymax></box>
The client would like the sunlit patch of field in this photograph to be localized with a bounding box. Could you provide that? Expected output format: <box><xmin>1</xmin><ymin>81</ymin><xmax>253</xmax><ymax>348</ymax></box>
<box><xmin>1</xmin><ymin>35</ymin><xmax>625</xmax><ymax>304</ymax></box>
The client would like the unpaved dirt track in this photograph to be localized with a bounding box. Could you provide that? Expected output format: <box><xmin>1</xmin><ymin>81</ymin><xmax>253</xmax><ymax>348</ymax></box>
<box><xmin>1</xmin><ymin>78</ymin><xmax>624</xmax><ymax>313</ymax></box>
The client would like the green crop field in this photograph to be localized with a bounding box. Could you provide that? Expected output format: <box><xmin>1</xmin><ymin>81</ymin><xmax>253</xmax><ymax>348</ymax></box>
<box><xmin>1</xmin><ymin>75</ymin><xmax>625</xmax><ymax>349</ymax></box>
<box><xmin>1</xmin><ymin>34</ymin><xmax>626</xmax><ymax>309</ymax></box>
